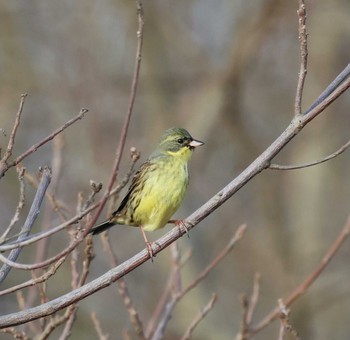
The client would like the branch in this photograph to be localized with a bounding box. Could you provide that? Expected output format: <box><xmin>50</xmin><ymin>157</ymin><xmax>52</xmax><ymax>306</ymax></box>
<box><xmin>91</xmin><ymin>312</ymin><xmax>109</xmax><ymax>340</ymax></box>
<box><xmin>277</xmin><ymin>300</ymin><xmax>301</xmax><ymax>340</ymax></box>
<box><xmin>269</xmin><ymin>139</ymin><xmax>350</xmax><ymax>170</ymax></box>
<box><xmin>0</xmin><ymin>108</ymin><xmax>87</xmax><ymax>179</ymax></box>
<box><xmin>0</xmin><ymin>167</ymin><xmax>52</xmax><ymax>283</ymax></box>
<box><xmin>0</xmin><ymin>258</ymin><xmax>66</xmax><ymax>297</ymax></box>
<box><xmin>0</xmin><ymin>94</ymin><xmax>27</xmax><ymax>174</ymax></box>
<box><xmin>304</xmin><ymin>63</ymin><xmax>350</xmax><ymax>115</ymax></box>
<box><xmin>0</xmin><ymin>64</ymin><xmax>348</xmax><ymax>328</ymax></box>
<box><xmin>0</xmin><ymin>166</ymin><xmax>26</xmax><ymax>242</ymax></box>
<box><xmin>180</xmin><ymin>293</ymin><xmax>217</xmax><ymax>340</ymax></box>
<box><xmin>294</xmin><ymin>0</ymin><xmax>308</xmax><ymax>116</ymax></box>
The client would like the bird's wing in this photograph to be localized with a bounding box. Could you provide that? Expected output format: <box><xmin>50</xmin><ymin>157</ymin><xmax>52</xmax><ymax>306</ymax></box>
<box><xmin>111</xmin><ymin>160</ymin><xmax>157</xmax><ymax>217</ymax></box>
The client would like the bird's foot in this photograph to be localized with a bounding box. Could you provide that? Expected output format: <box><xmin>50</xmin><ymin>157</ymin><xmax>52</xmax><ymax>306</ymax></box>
<box><xmin>169</xmin><ymin>219</ymin><xmax>190</xmax><ymax>238</ymax></box>
<box><xmin>145</xmin><ymin>241</ymin><xmax>155</xmax><ymax>261</ymax></box>
<box><xmin>140</xmin><ymin>226</ymin><xmax>156</xmax><ymax>261</ymax></box>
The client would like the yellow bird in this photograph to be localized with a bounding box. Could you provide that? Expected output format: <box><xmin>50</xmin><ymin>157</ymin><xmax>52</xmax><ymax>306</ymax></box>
<box><xmin>90</xmin><ymin>127</ymin><xmax>204</xmax><ymax>257</ymax></box>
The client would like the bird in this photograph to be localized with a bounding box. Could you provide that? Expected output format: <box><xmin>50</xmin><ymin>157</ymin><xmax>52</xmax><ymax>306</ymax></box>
<box><xmin>89</xmin><ymin>127</ymin><xmax>204</xmax><ymax>258</ymax></box>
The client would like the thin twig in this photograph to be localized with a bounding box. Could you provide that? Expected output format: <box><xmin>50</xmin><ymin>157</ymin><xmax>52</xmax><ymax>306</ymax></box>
<box><xmin>249</xmin><ymin>216</ymin><xmax>350</xmax><ymax>335</ymax></box>
<box><xmin>237</xmin><ymin>272</ymin><xmax>262</xmax><ymax>339</ymax></box>
<box><xmin>0</xmin><ymin>257</ymin><xmax>66</xmax><ymax>297</ymax></box>
<box><xmin>1</xmin><ymin>327</ymin><xmax>29</xmax><ymax>340</ymax></box>
<box><xmin>238</xmin><ymin>294</ymin><xmax>249</xmax><ymax>340</ymax></box>
<box><xmin>269</xmin><ymin>139</ymin><xmax>350</xmax><ymax>170</ymax></box>
<box><xmin>294</xmin><ymin>0</ymin><xmax>308</xmax><ymax>116</ymax></box>
<box><xmin>0</xmin><ymin>166</ymin><xmax>26</xmax><ymax>242</ymax></box>
<box><xmin>37</xmin><ymin>305</ymin><xmax>76</xmax><ymax>340</ymax></box>
<box><xmin>246</xmin><ymin>272</ymin><xmax>261</xmax><ymax>325</ymax></box>
<box><xmin>0</xmin><ymin>204</ymin><xmax>96</xmax><ymax>252</ymax></box>
<box><xmin>0</xmin><ymin>167</ymin><xmax>52</xmax><ymax>283</ymax></box>
<box><xmin>277</xmin><ymin>300</ymin><xmax>301</xmax><ymax>340</ymax></box>
<box><xmin>0</xmin><ymin>108</ymin><xmax>87</xmax><ymax>179</ymax></box>
<box><xmin>11</xmin><ymin>109</ymin><xmax>87</xmax><ymax>168</ymax></box>
<box><xmin>0</xmin><ymin>94</ymin><xmax>27</xmax><ymax>177</ymax></box>
<box><xmin>171</xmin><ymin>242</ymin><xmax>182</xmax><ymax>296</ymax></box>
<box><xmin>91</xmin><ymin>312</ymin><xmax>109</xmax><ymax>340</ymax></box>
<box><xmin>304</xmin><ymin>63</ymin><xmax>350</xmax><ymax>115</ymax></box>
<box><xmin>180</xmin><ymin>293</ymin><xmax>217</xmax><ymax>340</ymax></box>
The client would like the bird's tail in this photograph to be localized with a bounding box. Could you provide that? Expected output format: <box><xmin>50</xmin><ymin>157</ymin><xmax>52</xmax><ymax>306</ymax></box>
<box><xmin>89</xmin><ymin>220</ymin><xmax>115</xmax><ymax>235</ymax></box>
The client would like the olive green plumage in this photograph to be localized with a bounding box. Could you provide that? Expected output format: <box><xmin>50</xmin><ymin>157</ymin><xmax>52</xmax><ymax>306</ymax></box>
<box><xmin>90</xmin><ymin>127</ymin><xmax>203</xmax><ymax>235</ymax></box>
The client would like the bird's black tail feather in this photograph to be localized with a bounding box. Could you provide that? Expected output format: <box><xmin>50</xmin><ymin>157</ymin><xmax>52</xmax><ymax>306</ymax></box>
<box><xmin>89</xmin><ymin>220</ymin><xmax>115</xmax><ymax>235</ymax></box>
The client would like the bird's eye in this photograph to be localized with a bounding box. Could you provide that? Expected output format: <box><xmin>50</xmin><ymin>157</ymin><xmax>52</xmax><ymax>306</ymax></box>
<box><xmin>177</xmin><ymin>138</ymin><xmax>184</xmax><ymax>144</ymax></box>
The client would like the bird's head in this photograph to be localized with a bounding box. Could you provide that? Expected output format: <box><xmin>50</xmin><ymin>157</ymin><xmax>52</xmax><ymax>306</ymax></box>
<box><xmin>152</xmin><ymin>127</ymin><xmax>204</xmax><ymax>160</ymax></box>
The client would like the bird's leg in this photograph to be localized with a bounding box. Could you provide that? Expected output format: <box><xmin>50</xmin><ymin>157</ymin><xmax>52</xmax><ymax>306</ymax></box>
<box><xmin>140</xmin><ymin>225</ymin><xmax>155</xmax><ymax>260</ymax></box>
<box><xmin>169</xmin><ymin>219</ymin><xmax>189</xmax><ymax>237</ymax></box>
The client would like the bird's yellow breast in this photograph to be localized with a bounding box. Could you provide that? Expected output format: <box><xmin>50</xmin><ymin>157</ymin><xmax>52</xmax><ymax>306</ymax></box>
<box><xmin>132</xmin><ymin>156</ymin><xmax>189</xmax><ymax>231</ymax></box>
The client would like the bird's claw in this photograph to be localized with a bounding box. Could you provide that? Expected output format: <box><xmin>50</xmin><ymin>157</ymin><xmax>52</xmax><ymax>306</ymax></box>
<box><xmin>145</xmin><ymin>241</ymin><xmax>155</xmax><ymax>261</ymax></box>
<box><xmin>174</xmin><ymin>220</ymin><xmax>190</xmax><ymax>238</ymax></box>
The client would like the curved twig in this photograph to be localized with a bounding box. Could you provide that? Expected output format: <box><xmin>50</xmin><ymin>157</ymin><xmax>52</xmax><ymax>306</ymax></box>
<box><xmin>269</xmin><ymin>139</ymin><xmax>350</xmax><ymax>170</ymax></box>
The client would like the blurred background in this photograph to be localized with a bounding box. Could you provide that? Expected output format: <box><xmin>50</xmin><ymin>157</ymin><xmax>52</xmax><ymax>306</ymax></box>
<box><xmin>1</xmin><ymin>0</ymin><xmax>349</xmax><ymax>339</ymax></box>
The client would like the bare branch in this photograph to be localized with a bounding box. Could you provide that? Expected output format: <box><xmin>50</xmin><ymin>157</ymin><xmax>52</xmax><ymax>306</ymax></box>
<box><xmin>0</xmin><ymin>108</ymin><xmax>87</xmax><ymax>179</ymax></box>
<box><xmin>180</xmin><ymin>293</ymin><xmax>217</xmax><ymax>340</ymax></box>
<box><xmin>0</xmin><ymin>257</ymin><xmax>66</xmax><ymax>297</ymax></box>
<box><xmin>236</xmin><ymin>273</ymin><xmax>261</xmax><ymax>340</ymax></box>
<box><xmin>246</xmin><ymin>272</ymin><xmax>261</xmax><ymax>326</ymax></box>
<box><xmin>294</xmin><ymin>0</ymin><xmax>308</xmax><ymax>116</ymax></box>
<box><xmin>269</xmin><ymin>139</ymin><xmax>350</xmax><ymax>170</ymax></box>
<box><xmin>0</xmin><ymin>167</ymin><xmax>52</xmax><ymax>283</ymax></box>
<box><xmin>1</xmin><ymin>327</ymin><xmax>29</xmax><ymax>340</ymax></box>
<box><xmin>0</xmin><ymin>94</ymin><xmax>27</xmax><ymax>171</ymax></box>
<box><xmin>0</xmin><ymin>166</ymin><xmax>26</xmax><ymax>242</ymax></box>
<box><xmin>304</xmin><ymin>63</ymin><xmax>350</xmax><ymax>115</ymax></box>
<box><xmin>91</xmin><ymin>312</ymin><xmax>109</xmax><ymax>340</ymax></box>
<box><xmin>277</xmin><ymin>300</ymin><xmax>301</xmax><ymax>340</ymax></box>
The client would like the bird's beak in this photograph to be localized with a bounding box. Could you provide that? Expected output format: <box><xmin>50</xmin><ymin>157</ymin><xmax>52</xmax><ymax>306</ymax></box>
<box><xmin>189</xmin><ymin>139</ymin><xmax>204</xmax><ymax>149</ymax></box>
